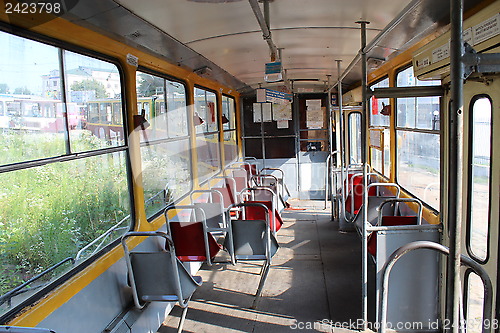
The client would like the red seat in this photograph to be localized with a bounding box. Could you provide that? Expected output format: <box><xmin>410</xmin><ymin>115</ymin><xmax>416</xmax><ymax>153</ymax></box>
<box><xmin>242</xmin><ymin>200</ymin><xmax>283</xmax><ymax>232</ymax></box>
<box><xmin>345</xmin><ymin>175</ymin><xmax>377</xmax><ymax>214</ymax></box>
<box><xmin>170</xmin><ymin>221</ymin><xmax>222</xmax><ymax>262</ymax></box>
<box><xmin>367</xmin><ymin>216</ymin><xmax>418</xmax><ymax>256</ymax></box>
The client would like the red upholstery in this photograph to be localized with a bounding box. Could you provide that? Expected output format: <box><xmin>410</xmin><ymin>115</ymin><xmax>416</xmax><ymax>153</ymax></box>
<box><xmin>243</xmin><ymin>164</ymin><xmax>258</xmax><ymax>178</ymax></box>
<box><xmin>345</xmin><ymin>175</ymin><xmax>377</xmax><ymax>214</ymax></box>
<box><xmin>242</xmin><ymin>200</ymin><xmax>283</xmax><ymax>232</ymax></box>
<box><xmin>170</xmin><ymin>221</ymin><xmax>222</xmax><ymax>262</ymax></box>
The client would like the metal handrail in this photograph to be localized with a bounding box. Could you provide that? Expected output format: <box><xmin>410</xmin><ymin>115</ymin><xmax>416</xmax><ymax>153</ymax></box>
<box><xmin>379</xmin><ymin>241</ymin><xmax>493</xmax><ymax>333</ymax></box>
<box><xmin>324</xmin><ymin>151</ymin><xmax>341</xmax><ymax>209</ymax></box>
<box><xmin>0</xmin><ymin>257</ymin><xmax>74</xmax><ymax>307</ymax></box>
<box><xmin>75</xmin><ymin>215</ymin><xmax>130</xmax><ymax>261</ymax></box>
<box><xmin>347</xmin><ymin>172</ymin><xmax>378</xmax><ymax>218</ymax></box>
<box><xmin>376</xmin><ymin>198</ymin><xmax>423</xmax><ymax>226</ymax></box>
<box><xmin>366</xmin><ymin>182</ymin><xmax>401</xmax><ymax>198</ymax></box>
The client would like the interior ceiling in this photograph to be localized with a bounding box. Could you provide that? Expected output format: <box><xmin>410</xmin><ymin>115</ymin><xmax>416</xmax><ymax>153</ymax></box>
<box><xmin>64</xmin><ymin>0</ymin><xmax>486</xmax><ymax>93</ymax></box>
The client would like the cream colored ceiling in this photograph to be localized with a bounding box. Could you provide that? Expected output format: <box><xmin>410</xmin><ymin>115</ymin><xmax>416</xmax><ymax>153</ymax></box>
<box><xmin>113</xmin><ymin>0</ymin><xmax>416</xmax><ymax>90</ymax></box>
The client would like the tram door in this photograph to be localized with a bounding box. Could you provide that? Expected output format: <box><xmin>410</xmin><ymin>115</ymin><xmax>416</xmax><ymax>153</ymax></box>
<box><xmin>459</xmin><ymin>76</ymin><xmax>500</xmax><ymax>327</ymax></box>
<box><xmin>297</xmin><ymin>95</ymin><xmax>330</xmax><ymax>199</ymax></box>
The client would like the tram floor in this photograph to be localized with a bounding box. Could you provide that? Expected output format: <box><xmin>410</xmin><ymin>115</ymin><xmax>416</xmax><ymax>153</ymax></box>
<box><xmin>159</xmin><ymin>200</ymin><xmax>375</xmax><ymax>333</ymax></box>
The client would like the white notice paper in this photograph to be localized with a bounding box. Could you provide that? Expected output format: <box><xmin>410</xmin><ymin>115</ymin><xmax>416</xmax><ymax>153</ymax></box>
<box><xmin>262</xmin><ymin>103</ymin><xmax>272</xmax><ymax>122</ymax></box>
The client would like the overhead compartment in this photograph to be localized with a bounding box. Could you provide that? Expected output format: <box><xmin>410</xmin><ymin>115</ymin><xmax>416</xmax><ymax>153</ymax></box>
<box><xmin>413</xmin><ymin>1</ymin><xmax>500</xmax><ymax>80</ymax></box>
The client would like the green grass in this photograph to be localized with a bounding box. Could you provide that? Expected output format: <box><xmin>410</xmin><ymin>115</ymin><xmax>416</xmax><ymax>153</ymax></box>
<box><xmin>0</xmin><ymin>131</ymin><xmax>129</xmax><ymax>295</ymax></box>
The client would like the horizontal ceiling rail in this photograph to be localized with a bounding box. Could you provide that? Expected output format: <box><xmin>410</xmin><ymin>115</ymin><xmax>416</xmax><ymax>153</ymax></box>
<box><xmin>327</xmin><ymin>0</ymin><xmax>424</xmax><ymax>92</ymax></box>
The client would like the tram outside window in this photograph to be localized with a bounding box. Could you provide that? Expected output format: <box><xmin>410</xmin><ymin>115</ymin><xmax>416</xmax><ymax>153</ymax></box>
<box><xmin>348</xmin><ymin>112</ymin><xmax>362</xmax><ymax>164</ymax></box>
<box><xmin>222</xmin><ymin>95</ymin><xmax>238</xmax><ymax>164</ymax></box>
<box><xmin>466</xmin><ymin>96</ymin><xmax>492</xmax><ymax>263</ymax></box>
<box><xmin>395</xmin><ymin>66</ymin><xmax>441</xmax><ymax>211</ymax></box>
<box><xmin>0</xmin><ymin>31</ymin><xmax>132</xmax><ymax>312</ymax></box>
<box><xmin>465</xmin><ymin>271</ymin><xmax>485</xmax><ymax>333</ymax></box>
<box><xmin>136</xmin><ymin>71</ymin><xmax>191</xmax><ymax>218</ymax></box>
<box><xmin>64</xmin><ymin>50</ymin><xmax>125</xmax><ymax>151</ymax></box>
<box><xmin>195</xmin><ymin>87</ymin><xmax>221</xmax><ymax>183</ymax></box>
<box><xmin>369</xmin><ymin>77</ymin><xmax>390</xmax><ymax>177</ymax></box>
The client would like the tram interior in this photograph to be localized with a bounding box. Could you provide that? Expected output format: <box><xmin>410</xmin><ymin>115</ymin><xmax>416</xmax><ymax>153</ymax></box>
<box><xmin>0</xmin><ymin>0</ymin><xmax>499</xmax><ymax>332</ymax></box>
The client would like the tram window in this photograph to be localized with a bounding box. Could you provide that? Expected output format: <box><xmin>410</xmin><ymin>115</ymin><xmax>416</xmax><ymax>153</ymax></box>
<box><xmin>396</xmin><ymin>67</ymin><xmax>440</xmax><ymax>130</ymax></box>
<box><xmin>371</xmin><ymin>148</ymin><xmax>383</xmax><ymax>172</ymax></box>
<box><xmin>222</xmin><ymin>95</ymin><xmax>238</xmax><ymax>164</ymax></box>
<box><xmin>195</xmin><ymin>87</ymin><xmax>221</xmax><ymax>182</ymax></box>
<box><xmin>197</xmin><ymin>133</ymin><xmax>221</xmax><ymax>183</ymax></box>
<box><xmin>224</xmin><ymin>130</ymin><xmax>238</xmax><ymax>165</ymax></box>
<box><xmin>194</xmin><ymin>87</ymin><xmax>219</xmax><ymax>134</ymax></box>
<box><xmin>383</xmin><ymin>128</ymin><xmax>390</xmax><ymax>177</ymax></box>
<box><xmin>395</xmin><ymin>66</ymin><xmax>441</xmax><ymax>211</ymax></box>
<box><xmin>112</xmin><ymin>102</ymin><xmax>122</xmax><ymax>125</ymax></box>
<box><xmin>0</xmin><ymin>101</ymin><xmax>4</xmax><ymax>116</ymax></box>
<box><xmin>467</xmin><ymin>96</ymin><xmax>492</xmax><ymax>262</ymax></box>
<box><xmin>0</xmin><ymin>32</ymin><xmax>65</xmax><ymax>165</ymax></box>
<box><xmin>135</xmin><ymin>71</ymin><xmax>191</xmax><ymax>218</ymax></box>
<box><xmin>222</xmin><ymin>95</ymin><xmax>236</xmax><ymax>131</ymax></box>
<box><xmin>348</xmin><ymin>112</ymin><xmax>362</xmax><ymax>165</ymax></box>
<box><xmin>369</xmin><ymin>78</ymin><xmax>390</xmax><ymax>127</ymax></box>
<box><xmin>465</xmin><ymin>271</ymin><xmax>485</xmax><ymax>333</ymax></box>
<box><xmin>0</xmin><ymin>151</ymin><xmax>131</xmax><ymax>309</ymax></box>
<box><xmin>141</xmin><ymin>138</ymin><xmax>192</xmax><ymax>218</ymax></box>
<box><xmin>397</xmin><ymin>131</ymin><xmax>440</xmax><ymax>210</ymax></box>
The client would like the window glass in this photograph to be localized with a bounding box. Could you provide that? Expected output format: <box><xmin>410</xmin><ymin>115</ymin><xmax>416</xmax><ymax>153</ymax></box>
<box><xmin>141</xmin><ymin>138</ymin><xmax>192</xmax><ymax>218</ymax></box>
<box><xmin>468</xmin><ymin>97</ymin><xmax>491</xmax><ymax>261</ymax></box>
<box><xmin>0</xmin><ymin>31</ymin><xmax>132</xmax><ymax>314</ymax></box>
<box><xmin>397</xmin><ymin>131</ymin><xmax>440</xmax><ymax>210</ymax></box>
<box><xmin>222</xmin><ymin>95</ymin><xmax>236</xmax><ymax>131</ymax></box>
<box><xmin>348</xmin><ymin>112</ymin><xmax>362</xmax><ymax>165</ymax></box>
<box><xmin>136</xmin><ymin>71</ymin><xmax>191</xmax><ymax>218</ymax></box>
<box><xmin>395</xmin><ymin>66</ymin><xmax>441</xmax><ymax>210</ymax></box>
<box><xmin>396</xmin><ymin>67</ymin><xmax>440</xmax><ymax>130</ymax></box>
<box><xmin>64</xmin><ymin>50</ymin><xmax>124</xmax><ymax>152</ymax></box>
<box><xmin>224</xmin><ymin>131</ymin><xmax>238</xmax><ymax>165</ymax></box>
<box><xmin>0</xmin><ymin>152</ymin><xmax>130</xmax><ymax>306</ymax></box>
<box><xmin>369</xmin><ymin>78</ymin><xmax>390</xmax><ymax>127</ymax></box>
<box><xmin>466</xmin><ymin>272</ymin><xmax>484</xmax><ymax>333</ymax></box>
<box><xmin>371</xmin><ymin>148</ymin><xmax>382</xmax><ymax>173</ymax></box>
<box><xmin>197</xmin><ymin>133</ymin><xmax>221</xmax><ymax>182</ymax></box>
<box><xmin>0</xmin><ymin>32</ymin><xmax>65</xmax><ymax>165</ymax></box>
<box><xmin>194</xmin><ymin>87</ymin><xmax>218</xmax><ymax>134</ymax></box>
<box><xmin>383</xmin><ymin>128</ymin><xmax>391</xmax><ymax>177</ymax></box>
<box><xmin>136</xmin><ymin>73</ymin><xmax>188</xmax><ymax>142</ymax></box>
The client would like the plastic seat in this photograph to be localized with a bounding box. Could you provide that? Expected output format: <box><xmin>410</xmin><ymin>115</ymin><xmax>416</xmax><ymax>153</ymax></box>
<box><xmin>224</xmin><ymin>202</ymin><xmax>279</xmax><ymax>308</ymax></box>
<box><xmin>352</xmin><ymin>183</ymin><xmax>401</xmax><ymax>231</ymax></box>
<box><xmin>366</xmin><ymin>198</ymin><xmax>423</xmax><ymax>256</ymax></box>
<box><xmin>165</xmin><ymin>205</ymin><xmax>222</xmax><ymax>265</ymax></box>
<box><xmin>190</xmin><ymin>189</ymin><xmax>227</xmax><ymax>230</ymax></box>
<box><xmin>242</xmin><ymin>200</ymin><xmax>283</xmax><ymax>232</ymax></box>
<box><xmin>121</xmin><ymin>231</ymin><xmax>202</xmax><ymax>332</ymax></box>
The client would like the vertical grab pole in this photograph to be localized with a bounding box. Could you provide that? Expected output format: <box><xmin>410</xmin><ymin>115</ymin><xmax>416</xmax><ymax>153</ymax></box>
<box><xmin>357</xmin><ymin>20</ymin><xmax>370</xmax><ymax>329</ymax></box>
<box><xmin>327</xmin><ymin>75</ymin><xmax>333</xmax><ymax>211</ymax></box>
<box><xmin>337</xmin><ymin>60</ymin><xmax>349</xmax><ymax>230</ymax></box>
<box><xmin>447</xmin><ymin>0</ymin><xmax>464</xmax><ymax>330</ymax></box>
